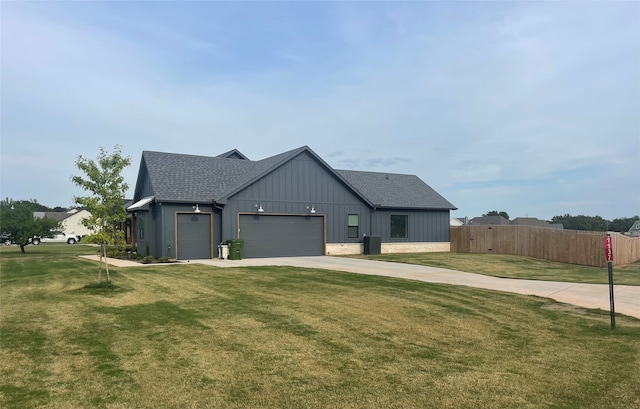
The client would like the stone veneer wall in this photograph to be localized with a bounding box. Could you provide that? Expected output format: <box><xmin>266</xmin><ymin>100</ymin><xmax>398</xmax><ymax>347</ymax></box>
<box><xmin>381</xmin><ymin>242</ymin><xmax>450</xmax><ymax>253</ymax></box>
<box><xmin>325</xmin><ymin>242</ymin><xmax>450</xmax><ymax>255</ymax></box>
<box><xmin>325</xmin><ymin>243</ymin><xmax>363</xmax><ymax>256</ymax></box>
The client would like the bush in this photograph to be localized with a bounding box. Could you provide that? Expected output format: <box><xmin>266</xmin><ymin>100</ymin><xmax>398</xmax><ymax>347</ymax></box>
<box><xmin>82</xmin><ymin>233</ymin><xmax>111</xmax><ymax>245</ymax></box>
<box><xmin>102</xmin><ymin>244</ymin><xmax>141</xmax><ymax>260</ymax></box>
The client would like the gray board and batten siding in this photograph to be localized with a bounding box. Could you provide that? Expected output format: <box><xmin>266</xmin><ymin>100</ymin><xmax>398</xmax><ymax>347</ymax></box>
<box><xmin>224</xmin><ymin>151</ymin><xmax>371</xmax><ymax>245</ymax></box>
<box><xmin>128</xmin><ymin>146</ymin><xmax>456</xmax><ymax>259</ymax></box>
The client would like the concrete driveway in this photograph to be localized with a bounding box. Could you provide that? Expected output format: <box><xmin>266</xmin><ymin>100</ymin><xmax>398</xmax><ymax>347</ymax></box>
<box><xmin>187</xmin><ymin>256</ymin><xmax>640</xmax><ymax>319</ymax></box>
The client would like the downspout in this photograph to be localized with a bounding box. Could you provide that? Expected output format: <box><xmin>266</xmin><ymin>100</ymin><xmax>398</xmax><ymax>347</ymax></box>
<box><xmin>158</xmin><ymin>202</ymin><xmax>164</xmax><ymax>258</ymax></box>
<box><xmin>370</xmin><ymin>205</ymin><xmax>377</xmax><ymax>236</ymax></box>
<box><xmin>214</xmin><ymin>201</ymin><xmax>225</xmax><ymax>257</ymax></box>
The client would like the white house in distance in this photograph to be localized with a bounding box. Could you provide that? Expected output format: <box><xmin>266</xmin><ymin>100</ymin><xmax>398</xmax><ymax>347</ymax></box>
<box><xmin>33</xmin><ymin>209</ymin><xmax>94</xmax><ymax>237</ymax></box>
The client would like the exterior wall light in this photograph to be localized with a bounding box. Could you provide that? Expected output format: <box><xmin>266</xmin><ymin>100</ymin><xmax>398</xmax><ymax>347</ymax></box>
<box><xmin>307</xmin><ymin>205</ymin><xmax>317</xmax><ymax>214</ymax></box>
<box><xmin>193</xmin><ymin>204</ymin><xmax>201</xmax><ymax>213</ymax></box>
<box><xmin>255</xmin><ymin>203</ymin><xmax>264</xmax><ymax>213</ymax></box>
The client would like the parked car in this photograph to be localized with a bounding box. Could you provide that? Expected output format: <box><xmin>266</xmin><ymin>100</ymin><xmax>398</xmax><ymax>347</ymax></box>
<box><xmin>32</xmin><ymin>233</ymin><xmax>82</xmax><ymax>245</ymax></box>
<box><xmin>0</xmin><ymin>234</ymin><xmax>12</xmax><ymax>246</ymax></box>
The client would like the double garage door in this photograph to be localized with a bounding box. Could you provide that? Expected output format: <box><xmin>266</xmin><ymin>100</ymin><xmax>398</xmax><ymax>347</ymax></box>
<box><xmin>239</xmin><ymin>215</ymin><xmax>325</xmax><ymax>258</ymax></box>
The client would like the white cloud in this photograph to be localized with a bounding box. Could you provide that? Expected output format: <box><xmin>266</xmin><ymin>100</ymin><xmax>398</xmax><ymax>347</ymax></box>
<box><xmin>1</xmin><ymin>2</ymin><xmax>638</xmax><ymax>219</ymax></box>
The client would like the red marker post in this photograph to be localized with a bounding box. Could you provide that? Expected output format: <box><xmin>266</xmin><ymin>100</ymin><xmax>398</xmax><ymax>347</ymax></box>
<box><xmin>604</xmin><ymin>234</ymin><xmax>615</xmax><ymax>329</ymax></box>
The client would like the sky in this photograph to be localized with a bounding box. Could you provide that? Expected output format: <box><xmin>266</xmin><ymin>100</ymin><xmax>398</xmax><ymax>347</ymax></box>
<box><xmin>1</xmin><ymin>1</ymin><xmax>639</xmax><ymax>221</ymax></box>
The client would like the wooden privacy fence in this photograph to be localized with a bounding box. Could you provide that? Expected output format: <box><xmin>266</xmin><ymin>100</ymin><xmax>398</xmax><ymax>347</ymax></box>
<box><xmin>450</xmin><ymin>225</ymin><xmax>640</xmax><ymax>267</ymax></box>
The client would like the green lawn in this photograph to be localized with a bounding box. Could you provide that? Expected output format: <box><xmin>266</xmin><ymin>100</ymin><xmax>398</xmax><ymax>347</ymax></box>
<box><xmin>1</xmin><ymin>245</ymin><xmax>639</xmax><ymax>409</ymax></box>
<box><xmin>349</xmin><ymin>252</ymin><xmax>640</xmax><ymax>285</ymax></box>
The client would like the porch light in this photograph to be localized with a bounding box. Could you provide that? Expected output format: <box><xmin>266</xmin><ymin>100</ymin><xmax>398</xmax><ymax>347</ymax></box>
<box><xmin>193</xmin><ymin>204</ymin><xmax>201</xmax><ymax>213</ymax></box>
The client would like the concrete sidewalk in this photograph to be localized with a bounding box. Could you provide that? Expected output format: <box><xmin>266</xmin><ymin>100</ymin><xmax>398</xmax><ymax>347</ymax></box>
<box><xmin>80</xmin><ymin>255</ymin><xmax>639</xmax><ymax>319</ymax></box>
<box><xmin>188</xmin><ymin>256</ymin><xmax>640</xmax><ymax>319</ymax></box>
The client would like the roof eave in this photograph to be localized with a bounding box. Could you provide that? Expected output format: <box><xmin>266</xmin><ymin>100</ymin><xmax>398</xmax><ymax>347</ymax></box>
<box><xmin>374</xmin><ymin>205</ymin><xmax>457</xmax><ymax>211</ymax></box>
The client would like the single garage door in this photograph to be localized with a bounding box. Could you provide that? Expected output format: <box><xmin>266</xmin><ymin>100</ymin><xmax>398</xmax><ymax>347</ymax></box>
<box><xmin>176</xmin><ymin>213</ymin><xmax>212</xmax><ymax>259</ymax></box>
<box><xmin>239</xmin><ymin>214</ymin><xmax>324</xmax><ymax>258</ymax></box>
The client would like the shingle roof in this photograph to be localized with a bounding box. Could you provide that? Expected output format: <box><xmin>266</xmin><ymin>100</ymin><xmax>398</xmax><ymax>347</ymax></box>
<box><xmin>33</xmin><ymin>211</ymin><xmax>70</xmax><ymax>222</ymax></box>
<box><xmin>337</xmin><ymin>170</ymin><xmax>456</xmax><ymax>209</ymax></box>
<box><xmin>140</xmin><ymin>147</ymin><xmax>455</xmax><ymax>210</ymax></box>
<box><xmin>142</xmin><ymin>147</ymin><xmax>306</xmax><ymax>203</ymax></box>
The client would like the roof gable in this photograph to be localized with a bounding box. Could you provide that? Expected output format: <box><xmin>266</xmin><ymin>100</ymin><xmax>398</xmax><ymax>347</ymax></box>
<box><xmin>216</xmin><ymin>149</ymin><xmax>250</xmax><ymax>160</ymax></box>
<box><xmin>216</xmin><ymin>146</ymin><xmax>372</xmax><ymax>206</ymax></box>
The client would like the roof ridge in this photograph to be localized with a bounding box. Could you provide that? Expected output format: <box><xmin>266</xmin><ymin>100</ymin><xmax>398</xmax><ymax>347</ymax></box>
<box><xmin>337</xmin><ymin>169</ymin><xmax>418</xmax><ymax>178</ymax></box>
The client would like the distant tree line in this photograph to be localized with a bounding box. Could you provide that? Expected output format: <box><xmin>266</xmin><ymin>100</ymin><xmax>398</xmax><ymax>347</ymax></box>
<box><xmin>482</xmin><ymin>210</ymin><xmax>638</xmax><ymax>232</ymax></box>
<box><xmin>550</xmin><ymin>214</ymin><xmax>639</xmax><ymax>232</ymax></box>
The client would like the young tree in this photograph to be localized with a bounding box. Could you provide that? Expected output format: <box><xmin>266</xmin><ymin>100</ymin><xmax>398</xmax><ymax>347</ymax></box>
<box><xmin>71</xmin><ymin>146</ymin><xmax>131</xmax><ymax>245</ymax></box>
<box><xmin>0</xmin><ymin>199</ymin><xmax>61</xmax><ymax>253</ymax></box>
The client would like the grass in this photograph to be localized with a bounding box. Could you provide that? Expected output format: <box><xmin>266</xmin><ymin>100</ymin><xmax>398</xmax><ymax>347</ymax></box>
<box><xmin>1</xmin><ymin>245</ymin><xmax>639</xmax><ymax>408</ymax></box>
<box><xmin>349</xmin><ymin>252</ymin><xmax>640</xmax><ymax>285</ymax></box>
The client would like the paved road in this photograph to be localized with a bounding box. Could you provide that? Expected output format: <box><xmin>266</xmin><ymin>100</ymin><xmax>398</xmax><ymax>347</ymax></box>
<box><xmin>82</xmin><ymin>255</ymin><xmax>639</xmax><ymax>319</ymax></box>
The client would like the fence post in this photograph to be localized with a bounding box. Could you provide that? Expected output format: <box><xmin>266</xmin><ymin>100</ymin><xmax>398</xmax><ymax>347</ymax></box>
<box><xmin>605</xmin><ymin>234</ymin><xmax>615</xmax><ymax>329</ymax></box>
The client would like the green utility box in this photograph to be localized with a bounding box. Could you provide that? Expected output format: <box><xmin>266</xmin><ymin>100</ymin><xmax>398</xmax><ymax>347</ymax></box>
<box><xmin>226</xmin><ymin>239</ymin><xmax>245</xmax><ymax>260</ymax></box>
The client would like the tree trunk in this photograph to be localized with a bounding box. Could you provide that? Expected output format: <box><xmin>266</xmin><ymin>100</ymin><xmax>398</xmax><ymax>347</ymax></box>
<box><xmin>19</xmin><ymin>243</ymin><xmax>25</xmax><ymax>253</ymax></box>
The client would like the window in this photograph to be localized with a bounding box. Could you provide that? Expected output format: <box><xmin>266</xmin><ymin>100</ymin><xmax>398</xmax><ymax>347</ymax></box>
<box><xmin>137</xmin><ymin>216</ymin><xmax>145</xmax><ymax>240</ymax></box>
<box><xmin>390</xmin><ymin>215</ymin><xmax>408</xmax><ymax>238</ymax></box>
<box><xmin>348</xmin><ymin>214</ymin><xmax>359</xmax><ymax>238</ymax></box>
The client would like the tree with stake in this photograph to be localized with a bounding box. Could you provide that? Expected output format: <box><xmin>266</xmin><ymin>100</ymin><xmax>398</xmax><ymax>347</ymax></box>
<box><xmin>72</xmin><ymin>146</ymin><xmax>131</xmax><ymax>283</ymax></box>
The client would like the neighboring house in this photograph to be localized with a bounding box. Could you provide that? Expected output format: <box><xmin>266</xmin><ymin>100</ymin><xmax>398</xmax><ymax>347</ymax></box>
<box><xmin>450</xmin><ymin>217</ymin><xmax>468</xmax><ymax>227</ymax></box>
<box><xmin>127</xmin><ymin>146</ymin><xmax>457</xmax><ymax>260</ymax></box>
<box><xmin>469</xmin><ymin>216</ymin><xmax>510</xmax><ymax>226</ymax></box>
<box><xmin>628</xmin><ymin>220</ymin><xmax>640</xmax><ymax>237</ymax></box>
<box><xmin>33</xmin><ymin>209</ymin><xmax>94</xmax><ymax>236</ymax></box>
<box><xmin>511</xmin><ymin>217</ymin><xmax>564</xmax><ymax>230</ymax></box>
<box><xmin>468</xmin><ymin>216</ymin><xmax>563</xmax><ymax>230</ymax></box>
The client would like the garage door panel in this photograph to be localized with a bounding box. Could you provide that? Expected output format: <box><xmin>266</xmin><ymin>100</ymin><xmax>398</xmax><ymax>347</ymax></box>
<box><xmin>240</xmin><ymin>215</ymin><xmax>324</xmax><ymax>258</ymax></box>
<box><xmin>177</xmin><ymin>213</ymin><xmax>211</xmax><ymax>260</ymax></box>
